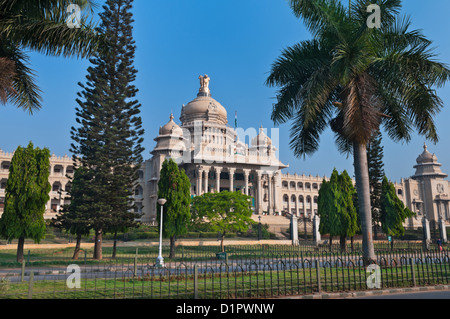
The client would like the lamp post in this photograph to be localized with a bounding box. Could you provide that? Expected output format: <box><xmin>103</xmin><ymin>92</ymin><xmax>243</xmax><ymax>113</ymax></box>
<box><xmin>156</xmin><ymin>198</ymin><xmax>167</xmax><ymax>267</ymax></box>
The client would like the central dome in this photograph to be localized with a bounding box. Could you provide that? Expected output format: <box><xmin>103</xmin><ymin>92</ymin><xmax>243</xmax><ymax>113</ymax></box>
<box><xmin>179</xmin><ymin>75</ymin><xmax>228</xmax><ymax>125</ymax></box>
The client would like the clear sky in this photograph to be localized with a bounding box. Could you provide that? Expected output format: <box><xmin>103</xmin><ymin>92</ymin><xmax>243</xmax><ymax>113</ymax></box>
<box><xmin>1</xmin><ymin>0</ymin><xmax>450</xmax><ymax>183</ymax></box>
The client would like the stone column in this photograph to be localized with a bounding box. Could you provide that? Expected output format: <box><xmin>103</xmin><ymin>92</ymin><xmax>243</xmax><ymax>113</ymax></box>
<box><xmin>256</xmin><ymin>171</ymin><xmax>263</xmax><ymax>214</ymax></box>
<box><xmin>313</xmin><ymin>214</ymin><xmax>321</xmax><ymax>246</ymax></box>
<box><xmin>243</xmin><ymin>169</ymin><xmax>251</xmax><ymax>196</ymax></box>
<box><xmin>273</xmin><ymin>172</ymin><xmax>279</xmax><ymax>214</ymax></box>
<box><xmin>439</xmin><ymin>217</ymin><xmax>448</xmax><ymax>243</ymax></box>
<box><xmin>422</xmin><ymin>216</ymin><xmax>431</xmax><ymax>250</ymax></box>
<box><xmin>196</xmin><ymin>167</ymin><xmax>203</xmax><ymax>196</ymax></box>
<box><xmin>267</xmin><ymin>173</ymin><xmax>273</xmax><ymax>215</ymax></box>
<box><xmin>291</xmin><ymin>214</ymin><xmax>298</xmax><ymax>245</ymax></box>
<box><xmin>228</xmin><ymin>168</ymin><xmax>235</xmax><ymax>193</ymax></box>
<box><xmin>203</xmin><ymin>167</ymin><xmax>209</xmax><ymax>194</ymax></box>
<box><xmin>215</xmin><ymin>167</ymin><xmax>222</xmax><ymax>193</ymax></box>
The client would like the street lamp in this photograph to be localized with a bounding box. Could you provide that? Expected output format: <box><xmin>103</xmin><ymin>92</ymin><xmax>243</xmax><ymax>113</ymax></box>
<box><xmin>156</xmin><ymin>198</ymin><xmax>167</xmax><ymax>267</ymax></box>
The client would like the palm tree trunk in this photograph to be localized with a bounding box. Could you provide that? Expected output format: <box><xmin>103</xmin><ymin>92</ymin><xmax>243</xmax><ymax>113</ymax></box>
<box><xmin>353</xmin><ymin>142</ymin><xmax>376</xmax><ymax>265</ymax></box>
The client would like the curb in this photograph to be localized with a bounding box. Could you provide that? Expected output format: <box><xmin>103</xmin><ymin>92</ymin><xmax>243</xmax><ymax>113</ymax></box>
<box><xmin>282</xmin><ymin>285</ymin><xmax>450</xmax><ymax>299</ymax></box>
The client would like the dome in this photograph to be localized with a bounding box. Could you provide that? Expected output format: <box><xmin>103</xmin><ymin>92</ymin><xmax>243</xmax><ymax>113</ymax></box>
<box><xmin>251</xmin><ymin>125</ymin><xmax>272</xmax><ymax>147</ymax></box>
<box><xmin>179</xmin><ymin>75</ymin><xmax>228</xmax><ymax>125</ymax></box>
<box><xmin>416</xmin><ymin>143</ymin><xmax>436</xmax><ymax>164</ymax></box>
<box><xmin>159</xmin><ymin>114</ymin><xmax>183</xmax><ymax>136</ymax></box>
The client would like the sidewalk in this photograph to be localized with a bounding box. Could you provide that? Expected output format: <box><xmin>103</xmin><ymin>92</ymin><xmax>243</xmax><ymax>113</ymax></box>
<box><xmin>281</xmin><ymin>284</ymin><xmax>450</xmax><ymax>299</ymax></box>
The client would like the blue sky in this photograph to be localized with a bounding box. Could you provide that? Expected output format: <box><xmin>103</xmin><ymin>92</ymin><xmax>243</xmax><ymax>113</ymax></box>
<box><xmin>1</xmin><ymin>0</ymin><xmax>450</xmax><ymax>182</ymax></box>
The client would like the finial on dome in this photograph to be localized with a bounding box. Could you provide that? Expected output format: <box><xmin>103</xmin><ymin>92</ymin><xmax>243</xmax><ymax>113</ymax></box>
<box><xmin>198</xmin><ymin>74</ymin><xmax>211</xmax><ymax>97</ymax></box>
<box><xmin>424</xmin><ymin>142</ymin><xmax>428</xmax><ymax>151</ymax></box>
<box><xmin>170</xmin><ymin>113</ymin><xmax>174</xmax><ymax>121</ymax></box>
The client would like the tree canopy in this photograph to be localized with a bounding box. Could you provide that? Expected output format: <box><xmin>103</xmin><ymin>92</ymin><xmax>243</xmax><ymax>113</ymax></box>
<box><xmin>157</xmin><ymin>158</ymin><xmax>191</xmax><ymax>258</ymax></box>
<box><xmin>191</xmin><ymin>191</ymin><xmax>253</xmax><ymax>252</ymax></box>
<box><xmin>0</xmin><ymin>142</ymin><xmax>51</xmax><ymax>262</ymax></box>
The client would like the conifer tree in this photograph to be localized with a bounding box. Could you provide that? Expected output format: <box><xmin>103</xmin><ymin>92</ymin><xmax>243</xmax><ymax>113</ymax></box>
<box><xmin>380</xmin><ymin>176</ymin><xmax>415</xmax><ymax>249</ymax></box>
<box><xmin>70</xmin><ymin>0</ymin><xmax>144</xmax><ymax>260</ymax></box>
<box><xmin>0</xmin><ymin>142</ymin><xmax>50</xmax><ymax>262</ymax></box>
<box><xmin>318</xmin><ymin>169</ymin><xmax>359</xmax><ymax>251</ymax></box>
<box><xmin>367</xmin><ymin>130</ymin><xmax>385</xmax><ymax>239</ymax></box>
<box><xmin>52</xmin><ymin>167</ymin><xmax>93</xmax><ymax>260</ymax></box>
<box><xmin>157</xmin><ymin>159</ymin><xmax>191</xmax><ymax>258</ymax></box>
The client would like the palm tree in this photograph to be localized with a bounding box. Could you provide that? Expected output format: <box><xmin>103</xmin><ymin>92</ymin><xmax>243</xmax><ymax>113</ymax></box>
<box><xmin>0</xmin><ymin>0</ymin><xmax>101</xmax><ymax>113</ymax></box>
<box><xmin>266</xmin><ymin>0</ymin><xmax>450</xmax><ymax>263</ymax></box>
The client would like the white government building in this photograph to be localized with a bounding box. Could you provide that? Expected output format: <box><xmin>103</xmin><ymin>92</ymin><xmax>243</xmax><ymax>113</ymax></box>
<box><xmin>0</xmin><ymin>76</ymin><xmax>449</xmax><ymax>230</ymax></box>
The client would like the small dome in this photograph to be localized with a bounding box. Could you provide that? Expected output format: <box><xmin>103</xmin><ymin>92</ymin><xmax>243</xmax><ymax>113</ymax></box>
<box><xmin>159</xmin><ymin>114</ymin><xmax>182</xmax><ymax>136</ymax></box>
<box><xmin>252</xmin><ymin>126</ymin><xmax>272</xmax><ymax>147</ymax></box>
<box><xmin>416</xmin><ymin>143</ymin><xmax>436</xmax><ymax>164</ymax></box>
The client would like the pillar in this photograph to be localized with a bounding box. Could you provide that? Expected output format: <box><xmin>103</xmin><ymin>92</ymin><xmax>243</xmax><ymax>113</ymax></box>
<box><xmin>203</xmin><ymin>167</ymin><xmax>209</xmax><ymax>194</ymax></box>
<box><xmin>422</xmin><ymin>216</ymin><xmax>431</xmax><ymax>250</ymax></box>
<box><xmin>291</xmin><ymin>214</ymin><xmax>298</xmax><ymax>245</ymax></box>
<box><xmin>439</xmin><ymin>216</ymin><xmax>448</xmax><ymax>243</ymax></box>
<box><xmin>273</xmin><ymin>172</ymin><xmax>279</xmax><ymax>214</ymax></box>
<box><xmin>267</xmin><ymin>173</ymin><xmax>273</xmax><ymax>214</ymax></box>
<box><xmin>313</xmin><ymin>214</ymin><xmax>321</xmax><ymax>246</ymax></box>
<box><xmin>256</xmin><ymin>171</ymin><xmax>263</xmax><ymax>214</ymax></box>
<box><xmin>243</xmin><ymin>169</ymin><xmax>250</xmax><ymax>196</ymax></box>
<box><xmin>228</xmin><ymin>168</ymin><xmax>235</xmax><ymax>192</ymax></box>
<box><xmin>215</xmin><ymin>167</ymin><xmax>222</xmax><ymax>193</ymax></box>
<box><xmin>196</xmin><ymin>167</ymin><xmax>203</xmax><ymax>196</ymax></box>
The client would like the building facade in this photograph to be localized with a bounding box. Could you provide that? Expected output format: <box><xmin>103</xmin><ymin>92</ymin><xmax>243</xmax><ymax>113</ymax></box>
<box><xmin>0</xmin><ymin>76</ymin><xmax>449</xmax><ymax>229</ymax></box>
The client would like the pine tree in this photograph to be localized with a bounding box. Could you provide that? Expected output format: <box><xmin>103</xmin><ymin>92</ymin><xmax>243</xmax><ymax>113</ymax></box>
<box><xmin>51</xmin><ymin>167</ymin><xmax>93</xmax><ymax>260</ymax></box>
<box><xmin>0</xmin><ymin>142</ymin><xmax>50</xmax><ymax>262</ymax></box>
<box><xmin>317</xmin><ymin>169</ymin><xmax>359</xmax><ymax>252</ymax></box>
<box><xmin>157</xmin><ymin>159</ymin><xmax>191</xmax><ymax>258</ymax></box>
<box><xmin>367</xmin><ymin>130</ymin><xmax>385</xmax><ymax>239</ymax></box>
<box><xmin>380</xmin><ymin>176</ymin><xmax>415</xmax><ymax>249</ymax></box>
<box><xmin>70</xmin><ymin>0</ymin><xmax>144</xmax><ymax>260</ymax></box>
<box><xmin>337</xmin><ymin>170</ymin><xmax>359</xmax><ymax>252</ymax></box>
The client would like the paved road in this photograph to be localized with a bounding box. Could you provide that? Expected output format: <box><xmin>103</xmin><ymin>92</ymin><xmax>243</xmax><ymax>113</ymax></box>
<box><xmin>355</xmin><ymin>289</ymin><xmax>450</xmax><ymax>299</ymax></box>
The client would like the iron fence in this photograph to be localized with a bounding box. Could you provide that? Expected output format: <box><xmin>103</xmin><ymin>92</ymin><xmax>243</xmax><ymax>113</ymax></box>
<box><xmin>0</xmin><ymin>248</ymin><xmax>449</xmax><ymax>299</ymax></box>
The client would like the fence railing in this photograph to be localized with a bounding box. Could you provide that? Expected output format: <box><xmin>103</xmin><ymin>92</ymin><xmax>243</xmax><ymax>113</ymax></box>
<box><xmin>1</xmin><ymin>248</ymin><xmax>449</xmax><ymax>299</ymax></box>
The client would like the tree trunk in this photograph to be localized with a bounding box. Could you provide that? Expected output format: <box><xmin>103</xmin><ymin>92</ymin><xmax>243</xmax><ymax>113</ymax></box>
<box><xmin>350</xmin><ymin>236</ymin><xmax>354</xmax><ymax>252</ymax></box>
<box><xmin>340</xmin><ymin>235</ymin><xmax>346</xmax><ymax>252</ymax></box>
<box><xmin>93</xmin><ymin>229</ymin><xmax>103</xmax><ymax>260</ymax></box>
<box><xmin>112</xmin><ymin>231</ymin><xmax>117</xmax><ymax>259</ymax></box>
<box><xmin>353</xmin><ymin>142</ymin><xmax>376</xmax><ymax>265</ymax></box>
<box><xmin>17</xmin><ymin>237</ymin><xmax>25</xmax><ymax>263</ymax></box>
<box><xmin>221</xmin><ymin>234</ymin><xmax>225</xmax><ymax>253</ymax></box>
<box><xmin>73</xmin><ymin>233</ymin><xmax>82</xmax><ymax>260</ymax></box>
<box><xmin>169</xmin><ymin>236</ymin><xmax>176</xmax><ymax>258</ymax></box>
<box><xmin>329</xmin><ymin>236</ymin><xmax>333</xmax><ymax>251</ymax></box>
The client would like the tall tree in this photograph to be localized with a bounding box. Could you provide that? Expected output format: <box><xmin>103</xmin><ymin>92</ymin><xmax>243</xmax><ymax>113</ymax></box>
<box><xmin>317</xmin><ymin>169</ymin><xmax>358</xmax><ymax>251</ymax></box>
<box><xmin>51</xmin><ymin>167</ymin><xmax>93</xmax><ymax>260</ymax></box>
<box><xmin>266</xmin><ymin>0</ymin><xmax>450</xmax><ymax>263</ymax></box>
<box><xmin>0</xmin><ymin>0</ymin><xmax>101</xmax><ymax>113</ymax></box>
<box><xmin>0</xmin><ymin>142</ymin><xmax>50</xmax><ymax>262</ymax></box>
<box><xmin>367</xmin><ymin>130</ymin><xmax>385</xmax><ymax>238</ymax></box>
<box><xmin>70</xmin><ymin>0</ymin><xmax>144</xmax><ymax>260</ymax></box>
<box><xmin>191</xmin><ymin>191</ymin><xmax>253</xmax><ymax>253</ymax></box>
<box><xmin>317</xmin><ymin>170</ymin><xmax>340</xmax><ymax>248</ymax></box>
<box><xmin>337</xmin><ymin>170</ymin><xmax>359</xmax><ymax>251</ymax></box>
<box><xmin>380</xmin><ymin>176</ymin><xmax>415</xmax><ymax>249</ymax></box>
<box><xmin>157</xmin><ymin>159</ymin><xmax>191</xmax><ymax>258</ymax></box>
